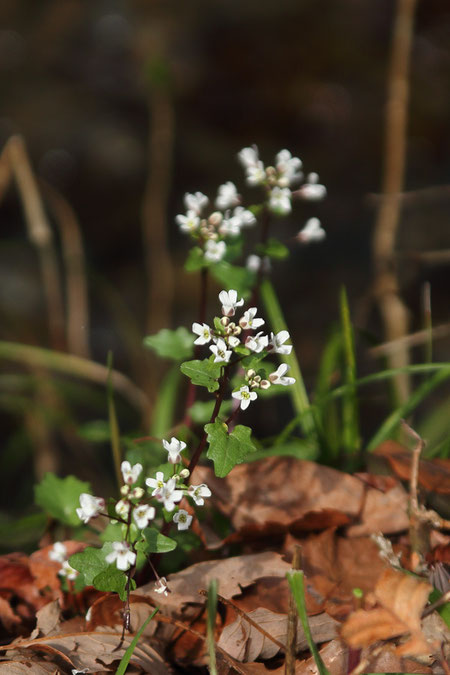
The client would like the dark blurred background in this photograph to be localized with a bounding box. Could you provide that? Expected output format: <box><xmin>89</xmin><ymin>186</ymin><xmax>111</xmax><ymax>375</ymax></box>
<box><xmin>0</xmin><ymin>0</ymin><xmax>449</xmax><ymax>522</ymax></box>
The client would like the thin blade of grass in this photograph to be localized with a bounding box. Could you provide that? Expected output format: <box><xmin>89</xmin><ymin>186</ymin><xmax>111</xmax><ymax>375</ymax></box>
<box><xmin>150</xmin><ymin>364</ymin><xmax>181</xmax><ymax>437</ymax></box>
<box><xmin>206</xmin><ymin>579</ymin><xmax>218</xmax><ymax>675</ymax></box>
<box><xmin>339</xmin><ymin>287</ymin><xmax>360</xmax><ymax>459</ymax></box>
<box><xmin>115</xmin><ymin>606</ymin><xmax>159</xmax><ymax>675</ymax></box>
<box><xmin>107</xmin><ymin>351</ymin><xmax>122</xmax><ymax>491</ymax></box>
<box><xmin>286</xmin><ymin>570</ymin><xmax>330</xmax><ymax>675</ymax></box>
<box><xmin>313</xmin><ymin>327</ymin><xmax>342</xmax><ymax>461</ymax></box>
<box><xmin>367</xmin><ymin>367</ymin><xmax>450</xmax><ymax>450</ymax></box>
<box><xmin>260</xmin><ymin>279</ymin><xmax>316</xmax><ymax>442</ymax></box>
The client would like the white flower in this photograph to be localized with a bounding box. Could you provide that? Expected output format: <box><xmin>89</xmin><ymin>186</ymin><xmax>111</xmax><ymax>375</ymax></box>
<box><xmin>298</xmin><ymin>173</ymin><xmax>326</xmax><ymax>201</ymax></box>
<box><xmin>232</xmin><ymin>385</ymin><xmax>258</xmax><ymax>410</ymax></box>
<box><xmin>115</xmin><ymin>499</ymin><xmax>130</xmax><ymax>520</ymax></box>
<box><xmin>219</xmin><ymin>289</ymin><xmax>244</xmax><ymax>317</ymax></box>
<box><xmin>121</xmin><ymin>461</ymin><xmax>143</xmax><ymax>485</ymax></box>
<box><xmin>163</xmin><ymin>437</ymin><xmax>186</xmax><ymax>464</ymax></box>
<box><xmin>184</xmin><ymin>191</ymin><xmax>209</xmax><ymax>215</ymax></box>
<box><xmin>232</xmin><ymin>206</ymin><xmax>256</xmax><ymax>228</ymax></box>
<box><xmin>49</xmin><ymin>542</ymin><xmax>67</xmax><ymax>563</ymax></box>
<box><xmin>154</xmin><ymin>576</ymin><xmax>169</xmax><ymax>596</ymax></box>
<box><xmin>76</xmin><ymin>493</ymin><xmax>105</xmax><ymax>524</ymax></box>
<box><xmin>105</xmin><ymin>541</ymin><xmax>136</xmax><ymax>571</ymax></box>
<box><xmin>219</xmin><ymin>213</ymin><xmax>241</xmax><ymax>237</ymax></box>
<box><xmin>296</xmin><ymin>217</ymin><xmax>326</xmax><ymax>243</ymax></box>
<box><xmin>237</xmin><ymin>145</ymin><xmax>259</xmax><ymax>168</ymax></box>
<box><xmin>246</xmin><ymin>162</ymin><xmax>266</xmax><ymax>185</ymax></box>
<box><xmin>216</xmin><ymin>181</ymin><xmax>239</xmax><ymax>210</ymax></box>
<box><xmin>145</xmin><ymin>471</ymin><xmax>166</xmax><ymax>498</ymax></box>
<box><xmin>173</xmin><ymin>509</ymin><xmax>193</xmax><ymax>531</ymax></box>
<box><xmin>204</xmin><ymin>239</ymin><xmax>226</xmax><ymax>262</ymax></box>
<box><xmin>275</xmin><ymin>149</ymin><xmax>303</xmax><ymax>187</ymax></box>
<box><xmin>269</xmin><ymin>186</ymin><xmax>292</xmax><ymax>215</ymax></box>
<box><xmin>245</xmin><ymin>331</ymin><xmax>269</xmax><ymax>353</ymax></box>
<box><xmin>58</xmin><ymin>560</ymin><xmax>78</xmax><ymax>581</ymax></box>
<box><xmin>269</xmin><ymin>330</ymin><xmax>293</xmax><ymax>355</ymax></box>
<box><xmin>210</xmin><ymin>337</ymin><xmax>232</xmax><ymax>363</ymax></box>
<box><xmin>239</xmin><ymin>307</ymin><xmax>265</xmax><ymax>330</ymax></box>
<box><xmin>157</xmin><ymin>478</ymin><xmax>183</xmax><ymax>512</ymax></box>
<box><xmin>269</xmin><ymin>363</ymin><xmax>296</xmax><ymax>386</ymax></box>
<box><xmin>133</xmin><ymin>504</ymin><xmax>156</xmax><ymax>529</ymax></box>
<box><xmin>192</xmin><ymin>322</ymin><xmax>212</xmax><ymax>345</ymax></box>
<box><xmin>246</xmin><ymin>254</ymin><xmax>261</xmax><ymax>272</ymax></box>
<box><xmin>188</xmin><ymin>483</ymin><xmax>212</xmax><ymax>506</ymax></box>
<box><xmin>227</xmin><ymin>335</ymin><xmax>240</xmax><ymax>348</ymax></box>
<box><xmin>176</xmin><ymin>210</ymin><xmax>200</xmax><ymax>233</ymax></box>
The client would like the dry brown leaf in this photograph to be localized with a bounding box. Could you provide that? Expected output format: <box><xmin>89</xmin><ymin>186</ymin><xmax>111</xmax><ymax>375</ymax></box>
<box><xmin>341</xmin><ymin>568</ymin><xmax>433</xmax><ymax>658</ymax></box>
<box><xmin>375</xmin><ymin>568</ymin><xmax>432</xmax><ymax>634</ymax></box>
<box><xmin>29</xmin><ymin>541</ymin><xmax>85</xmax><ymax>602</ymax></box>
<box><xmin>346</xmin><ymin>483</ymin><xmax>409</xmax><ymax>536</ymax></box>
<box><xmin>218</xmin><ymin>607</ymin><xmax>338</xmax><ymax>662</ymax></box>
<box><xmin>374</xmin><ymin>440</ymin><xmax>450</xmax><ymax>494</ymax></box>
<box><xmin>141</xmin><ymin>551</ymin><xmax>292</xmax><ymax>610</ymax></box>
<box><xmin>0</xmin><ymin>596</ymin><xmax>22</xmax><ymax>633</ymax></box>
<box><xmin>33</xmin><ymin>601</ymin><xmax>61</xmax><ymax>637</ymax></box>
<box><xmin>3</xmin><ymin>628</ymin><xmax>170</xmax><ymax>673</ymax></box>
<box><xmin>0</xmin><ymin>659</ymin><xmax>59</xmax><ymax>674</ymax></box>
<box><xmin>193</xmin><ymin>457</ymin><xmax>365</xmax><ymax>532</ymax></box>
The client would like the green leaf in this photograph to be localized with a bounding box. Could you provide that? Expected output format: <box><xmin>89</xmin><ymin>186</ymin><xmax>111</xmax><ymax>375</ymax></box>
<box><xmin>93</xmin><ymin>567</ymin><xmax>135</xmax><ymax>601</ymax></box>
<box><xmin>205</xmin><ymin>420</ymin><xmax>257</xmax><ymax>477</ymax></box>
<box><xmin>185</xmin><ymin>246</ymin><xmax>206</xmax><ymax>272</ymax></box>
<box><xmin>116</xmin><ymin>607</ymin><xmax>159</xmax><ymax>675</ymax></box>
<box><xmin>142</xmin><ymin>527</ymin><xmax>177</xmax><ymax>553</ymax></box>
<box><xmin>180</xmin><ymin>359</ymin><xmax>221</xmax><ymax>392</ymax></box>
<box><xmin>256</xmin><ymin>237</ymin><xmax>289</xmax><ymax>260</ymax></box>
<box><xmin>69</xmin><ymin>543</ymin><xmax>114</xmax><ymax>585</ymax></box>
<box><xmin>143</xmin><ymin>327</ymin><xmax>194</xmax><ymax>362</ymax></box>
<box><xmin>210</xmin><ymin>261</ymin><xmax>255</xmax><ymax>296</ymax></box>
<box><xmin>34</xmin><ymin>473</ymin><xmax>91</xmax><ymax>527</ymax></box>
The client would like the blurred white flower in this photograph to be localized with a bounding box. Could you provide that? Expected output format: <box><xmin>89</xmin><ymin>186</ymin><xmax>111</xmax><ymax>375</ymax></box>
<box><xmin>121</xmin><ymin>461</ymin><xmax>142</xmax><ymax>485</ymax></box>
<box><xmin>269</xmin><ymin>186</ymin><xmax>292</xmax><ymax>215</ymax></box>
<box><xmin>296</xmin><ymin>217</ymin><xmax>326</xmax><ymax>243</ymax></box>
<box><xmin>76</xmin><ymin>493</ymin><xmax>105</xmax><ymax>524</ymax></box>
<box><xmin>204</xmin><ymin>239</ymin><xmax>226</xmax><ymax>262</ymax></box>
<box><xmin>216</xmin><ymin>181</ymin><xmax>239</xmax><ymax>210</ymax></box>
<box><xmin>184</xmin><ymin>191</ymin><xmax>209</xmax><ymax>214</ymax></box>
<box><xmin>176</xmin><ymin>210</ymin><xmax>200</xmax><ymax>233</ymax></box>
<box><xmin>297</xmin><ymin>173</ymin><xmax>326</xmax><ymax>200</ymax></box>
<box><xmin>275</xmin><ymin>149</ymin><xmax>303</xmax><ymax>187</ymax></box>
<box><xmin>59</xmin><ymin>560</ymin><xmax>78</xmax><ymax>581</ymax></box>
<box><xmin>49</xmin><ymin>542</ymin><xmax>67</xmax><ymax>563</ymax></box>
<box><xmin>163</xmin><ymin>437</ymin><xmax>186</xmax><ymax>464</ymax></box>
<box><xmin>133</xmin><ymin>504</ymin><xmax>156</xmax><ymax>529</ymax></box>
<box><xmin>105</xmin><ymin>541</ymin><xmax>136</xmax><ymax>571</ymax></box>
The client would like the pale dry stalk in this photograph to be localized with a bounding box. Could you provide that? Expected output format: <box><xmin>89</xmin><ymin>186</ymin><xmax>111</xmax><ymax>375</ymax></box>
<box><xmin>285</xmin><ymin>545</ymin><xmax>302</xmax><ymax>675</ymax></box>
<box><xmin>372</xmin><ymin>0</ymin><xmax>417</xmax><ymax>403</ymax></box>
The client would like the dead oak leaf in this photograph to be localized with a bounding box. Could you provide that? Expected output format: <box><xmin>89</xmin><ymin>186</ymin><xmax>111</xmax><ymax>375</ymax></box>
<box><xmin>218</xmin><ymin>607</ymin><xmax>338</xmax><ymax>662</ymax></box>
<box><xmin>341</xmin><ymin>568</ymin><xmax>433</xmax><ymax>657</ymax></box>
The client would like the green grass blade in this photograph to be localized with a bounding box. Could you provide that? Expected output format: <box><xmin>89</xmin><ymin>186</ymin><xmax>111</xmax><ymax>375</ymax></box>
<box><xmin>286</xmin><ymin>570</ymin><xmax>330</xmax><ymax>675</ymax></box>
<box><xmin>313</xmin><ymin>327</ymin><xmax>342</xmax><ymax>460</ymax></box>
<box><xmin>150</xmin><ymin>364</ymin><xmax>182</xmax><ymax>437</ymax></box>
<box><xmin>367</xmin><ymin>367</ymin><xmax>450</xmax><ymax>450</ymax></box>
<box><xmin>107</xmin><ymin>351</ymin><xmax>122</xmax><ymax>490</ymax></box>
<box><xmin>260</xmin><ymin>279</ymin><xmax>316</xmax><ymax>441</ymax></box>
<box><xmin>115</xmin><ymin>606</ymin><xmax>159</xmax><ymax>675</ymax></box>
<box><xmin>339</xmin><ymin>287</ymin><xmax>360</xmax><ymax>458</ymax></box>
<box><xmin>206</xmin><ymin>579</ymin><xmax>218</xmax><ymax>675</ymax></box>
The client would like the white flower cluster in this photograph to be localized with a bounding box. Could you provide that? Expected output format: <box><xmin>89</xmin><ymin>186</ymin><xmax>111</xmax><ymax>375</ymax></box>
<box><xmin>48</xmin><ymin>541</ymin><xmax>78</xmax><ymax>581</ymax></box>
<box><xmin>175</xmin><ymin>187</ymin><xmax>256</xmax><ymax>263</ymax></box>
<box><xmin>238</xmin><ymin>145</ymin><xmax>326</xmax><ymax>217</ymax></box>
<box><xmin>193</xmin><ymin>289</ymin><xmax>296</xmax><ymax>411</ymax></box>
<box><xmin>75</xmin><ymin>448</ymin><xmax>212</xmax><ymax>578</ymax></box>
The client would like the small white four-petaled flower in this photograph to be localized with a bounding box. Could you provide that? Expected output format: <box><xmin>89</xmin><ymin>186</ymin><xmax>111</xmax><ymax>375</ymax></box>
<box><xmin>296</xmin><ymin>217</ymin><xmax>325</xmax><ymax>243</ymax></box>
<box><xmin>154</xmin><ymin>576</ymin><xmax>169</xmax><ymax>596</ymax></box>
<box><xmin>188</xmin><ymin>483</ymin><xmax>212</xmax><ymax>506</ymax></box>
<box><xmin>269</xmin><ymin>186</ymin><xmax>292</xmax><ymax>215</ymax></box>
<box><xmin>232</xmin><ymin>385</ymin><xmax>258</xmax><ymax>410</ymax></box>
<box><xmin>269</xmin><ymin>330</ymin><xmax>292</xmax><ymax>355</ymax></box>
<box><xmin>210</xmin><ymin>338</ymin><xmax>232</xmax><ymax>363</ymax></box>
<box><xmin>173</xmin><ymin>509</ymin><xmax>193</xmax><ymax>531</ymax></box>
<box><xmin>59</xmin><ymin>560</ymin><xmax>78</xmax><ymax>581</ymax></box>
<box><xmin>146</xmin><ymin>471</ymin><xmax>166</xmax><ymax>498</ymax></box>
<box><xmin>219</xmin><ymin>289</ymin><xmax>244</xmax><ymax>317</ymax></box>
<box><xmin>175</xmin><ymin>210</ymin><xmax>200</xmax><ymax>233</ymax></box>
<box><xmin>133</xmin><ymin>504</ymin><xmax>156</xmax><ymax>529</ymax></box>
<box><xmin>239</xmin><ymin>307</ymin><xmax>264</xmax><ymax>330</ymax></box>
<box><xmin>49</xmin><ymin>541</ymin><xmax>67</xmax><ymax>563</ymax></box>
<box><xmin>105</xmin><ymin>541</ymin><xmax>136</xmax><ymax>571</ymax></box>
<box><xmin>245</xmin><ymin>331</ymin><xmax>269</xmax><ymax>353</ymax></box>
<box><xmin>121</xmin><ymin>461</ymin><xmax>143</xmax><ymax>485</ymax></box>
<box><xmin>184</xmin><ymin>191</ymin><xmax>209</xmax><ymax>214</ymax></box>
<box><xmin>163</xmin><ymin>437</ymin><xmax>186</xmax><ymax>464</ymax></box>
<box><xmin>215</xmin><ymin>181</ymin><xmax>239</xmax><ymax>210</ymax></box>
<box><xmin>204</xmin><ymin>239</ymin><xmax>226</xmax><ymax>263</ymax></box>
<box><xmin>269</xmin><ymin>363</ymin><xmax>296</xmax><ymax>386</ymax></box>
<box><xmin>76</xmin><ymin>493</ymin><xmax>105</xmax><ymax>524</ymax></box>
<box><xmin>192</xmin><ymin>322</ymin><xmax>212</xmax><ymax>345</ymax></box>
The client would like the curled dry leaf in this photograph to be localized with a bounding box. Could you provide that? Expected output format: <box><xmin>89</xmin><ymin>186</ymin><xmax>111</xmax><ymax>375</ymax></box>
<box><xmin>2</xmin><ymin>628</ymin><xmax>170</xmax><ymax>674</ymax></box>
<box><xmin>374</xmin><ymin>440</ymin><xmax>450</xmax><ymax>494</ymax></box>
<box><xmin>218</xmin><ymin>607</ymin><xmax>339</xmax><ymax>662</ymax></box>
<box><xmin>341</xmin><ymin>567</ymin><xmax>433</xmax><ymax>657</ymax></box>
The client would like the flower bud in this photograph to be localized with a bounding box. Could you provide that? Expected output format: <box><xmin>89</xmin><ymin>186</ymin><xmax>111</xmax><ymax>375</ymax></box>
<box><xmin>179</xmin><ymin>468</ymin><xmax>190</xmax><ymax>479</ymax></box>
<box><xmin>130</xmin><ymin>487</ymin><xmax>144</xmax><ymax>499</ymax></box>
<box><xmin>120</xmin><ymin>485</ymin><xmax>130</xmax><ymax>496</ymax></box>
<box><xmin>209</xmin><ymin>211</ymin><xmax>223</xmax><ymax>226</ymax></box>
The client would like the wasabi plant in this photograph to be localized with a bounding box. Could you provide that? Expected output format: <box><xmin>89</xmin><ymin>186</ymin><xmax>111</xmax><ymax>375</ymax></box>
<box><xmin>34</xmin><ymin>144</ymin><xmax>326</xmax><ymax>623</ymax></box>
